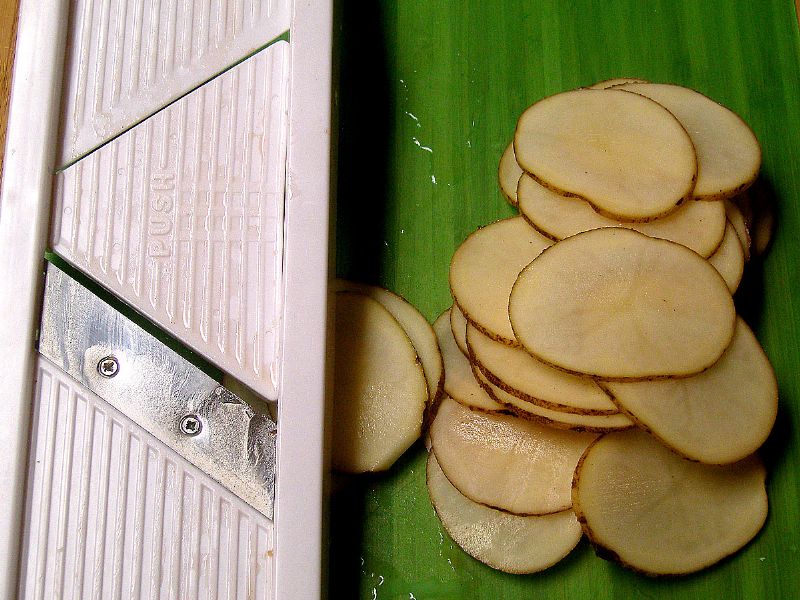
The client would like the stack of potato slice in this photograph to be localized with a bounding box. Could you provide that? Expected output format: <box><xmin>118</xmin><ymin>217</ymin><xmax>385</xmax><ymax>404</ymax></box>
<box><xmin>428</xmin><ymin>80</ymin><xmax>777</xmax><ymax>576</ymax></box>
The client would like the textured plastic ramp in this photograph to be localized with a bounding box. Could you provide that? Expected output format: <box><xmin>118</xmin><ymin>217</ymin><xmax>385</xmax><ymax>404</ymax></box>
<box><xmin>21</xmin><ymin>356</ymin><xmax>273</xmax><ymax>600</ymax></box>
<box><xmin>59</xmin><ymin>0</ymin><xmax>291</xmax><ymax>166</ymax></box>
<box><xmin>52</xmin><ymin>41</ymin><xmax>289</xmax><ymax>400</ymax></box>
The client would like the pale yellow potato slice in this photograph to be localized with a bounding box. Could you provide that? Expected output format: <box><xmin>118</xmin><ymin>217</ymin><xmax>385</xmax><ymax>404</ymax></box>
<box><xmin>474</xmin><ymin>366</ymin><xmax>635</xmax><ymax>432</ymax></box>
<box><xmin>617</xmin><ymin>83</ymin><xmax>761</xmax><ymax>200</ymax></box>
<box><xmin>335</xmin><ymin>279</ymin><xmax>444</xmax><ymax>402</ymax></box>
<box><xmin>509</xmin><ymin>228</ymin><xmax>736</xmax><ymax>379</ymax></box>
<box><xmin>331</xmin><ymin>292</ymin><xmax>427</xmax><ymax>473</ymax></box>
<box><xmin>517</xmin><ymin>174</ymin><xmax>725</xmax><ymax>257</ymax></box>
<box><xmin>426</xmin><ymin>453</ymin><xmax>582</xmax><ymax>573</ymax></box>
<box><xmin>466</xmin><ymin>323</ymin><xmax>618</xmax><ymax>415</ymax></box>
<box><xmin>602</xmin><ymin>318</ymin><xmax>777</xmax><ymax>464</ymax></box>
<box><xmin>587</xmin><ymin>77</ymin><xmax>649</xmax><ymax>89</ymax></box>
<box><xmin>514</xmin><ymin>89</ymin><xmax>697</xmax><ymax>221</ymax></box>
<box><xmin>573</xmin><ymin>429</ymin><xmax>768</xmax><ymax>575</ymax></box>
<box><xmin>450</xmin><ymin>216</ymin><xmax>552</xmax><ymax>345</ymax></box>
<box><xmin>430</xmin><ymin>397</ymin><xmax>598</xmax><ymax>515</ymax></box>
<box><xmin>708</xmin><ymin>221</ymin><xmax>745</xmax><ymax>294</ymax></box>
<box><xmin>449</xmin><ymin>302</ymin><xmax>470</xmax><ymax>357</ymax></box>
<box><xmin>434</xmin><ymin>309</ymin><xmax>505</xmax><ymax>413</ymax></box>
<box><xmin>498</xmin><ymin>142</ymin><xmax>523</xmax><ymax>207</ymax></box>
<box><xmin>724</xmin><ymin>198</ymin><xmax>751</xmax><ymax>261</ymax></box>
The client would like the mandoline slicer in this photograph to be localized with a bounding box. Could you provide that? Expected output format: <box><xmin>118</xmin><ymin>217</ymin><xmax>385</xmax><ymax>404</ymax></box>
<box><xmin>0</xmin><ymin>1</ymin><xmax>333</xmax><ymax>599</ymax></box>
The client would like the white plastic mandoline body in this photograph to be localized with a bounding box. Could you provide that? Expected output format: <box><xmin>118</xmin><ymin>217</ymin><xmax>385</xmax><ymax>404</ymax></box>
<box><xmin>0</xmin><ymin>1</ymin><xmax>332</xmax><ymax>599</ymax></box>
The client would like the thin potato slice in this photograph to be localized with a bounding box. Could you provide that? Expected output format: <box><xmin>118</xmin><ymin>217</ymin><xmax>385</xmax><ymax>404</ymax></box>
<box><xmin>450</xmin><ymin>302</ymin><xmax>470</xmax><ymax>357</ymax></box>
<box><xmin>573</xmin><ymin>429</ymin><xmax>768</xmax><ymax>575</ymax></box>
<box><xmin>474</xmin><ymin>366</ymin><xmax>635</xmax><ymax>432</ymax></box>
<box><xmin>602</xmin><ymin>318</ymin><xmax>777</xmax><ymax>464</ymax></box>
<box><xmin>332</xmin><ymin>292</ymin><xmax>427</xmax><ymax>473</ymax></box>
<box><xmin>450</xmin><ymin>216</ymin><xmax>552</xmax><ymax>345</ymax></box>
<box><xmin>466</xmin><ymin>323</ymin><xmax>618</xmax><ymax>415</ymax></box>
<box><xmin>517</xmin><ymin>174</ymin><xmax>725</xmax><ymax>257</ymax></box>
<box><xmin>587</xmin><ymin>77</ymin><xmax>649</xmax><ymax>89</ymax></box>
<box><xmin>434</xmin><ymin>309</ymin><xmax>505</xmax><ymax>413</ymax></box>
<box><xmin>335</xmin><ymin>279</ymin><xmax>444</xmax><ymax>402</ymax></box>
<box><xmin>708</xmin><ymin>221</ymin><xmax>745</xmax><ymax>294</ymax></box>
<box><xmin>430</xmin><ymin>397</ymin><xmax>598</xmax><ymax>515</ymax></box>
<box><xmin>514</xmin><ymin>89</ymin><xmax>697</xmax><ymax>221</ymax></box>
<box><xmin>499</xmin><ymin>142</ymin><xmax>523</xmax><ymax>207</ymax></box>
<box><xmin>725</xmin><ymin>199</ymin><xmax>751</xmax><ymax>261</ymax></box>
<box><xmin>617</xmin><ymin>83</ymin><xmax>761</xmax><ymax>200</ymax></box>
<box><xmin>427</xmin><ymin>453</ymin><xmax>582</xmax><ymax>573</ymax></box>
<box><xmin>509</xmin><ymin>228</ymin><xmax>736</xmax><ymax>379</ymax></box>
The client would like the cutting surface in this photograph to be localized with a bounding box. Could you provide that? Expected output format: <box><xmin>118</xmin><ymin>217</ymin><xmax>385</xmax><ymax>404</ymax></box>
<box><xmin>332</xmin><ymin>1</ymin><xmax>800</xmax><ymax>598</ymax></box>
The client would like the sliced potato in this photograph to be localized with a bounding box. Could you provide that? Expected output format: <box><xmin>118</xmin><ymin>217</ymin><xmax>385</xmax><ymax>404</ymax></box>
<box><xmin>498</xmin><ymin>142</ymin><xmax>523</xmax><ymax>206</ymax></box>
<box><xmin>427</xmin><ymin>453</ymin><xmax>582</xmax><ymax>573</ymax></box>
<box><xmin>573</xmin><ymin>429</ymin><xmax>768</xmax><ymax>575</ymax></box>
<box><xmin>602</xmin><ymin>318</ymin><xmax>777</xmax><ymax>464</ymax></box>
<box><xmin>430</xmin><ymin>397</ymin><xmax>598</xmax><ymax>515</ymax></box>
<box><xmin>335</xmin><ymin>279</ymin><xmax>444</xmax><ymax>402</ymax></box>
<box><xmin>434</xmin><ymin>309</ymin><xmax>505</xmax><ymax>413</ymax></box>
<box><xmin>449</xmin><ymin>302</ymin><xmax>470</xmax><ymax>357</ymax></box>
<box><xmin>724</xmin><ymin>199</ymin><xmax>751</xmax><ymax>261</ymax></box>
<box><xmin>514</xmin><ymin>89</ymin><xmax>697</xmax><ymax>221</ymax></box>
<box><xmin>509</xmin><ymin>228</ymin><xmax>736</xmax><ymax>379</ymax></box>
<box><xmin>450</xmin><ymin>216</ymin><xmax>551</xmax><ymax>345</ymax></box>
<box><xmin>617</xmin><ymin>83</ymin><xmax>761</xmax><ymax>200</ymax></box>
<box><xmin>708</xmin><ymin>221</ymin><xmax>745</xmax><ymax>294</ymax></box>
<box><xmin>517</xmin><ymin>174</ymin><xmax>725</xmax><ymax>257</ymax></box>
<box><xmin>332</xmin><ymin>292</ymin><xmax>427</xmax><ymax>473</ymax></box>
<box><xmin>474</xmin><ymin>366</ymin><xmax>635</xmax><ymax>432</ymax></box>
<box><xmin>466</xmin><ymin>323</ymin><xmax>618</xmax><ymax>415</ymax></box>
<box><xmin>587</xmin><ymin>77</ymin><xmax>649</xmax><ymax>89</ymax></box>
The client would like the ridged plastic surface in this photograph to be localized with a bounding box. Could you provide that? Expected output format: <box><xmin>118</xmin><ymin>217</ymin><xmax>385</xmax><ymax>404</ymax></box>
<box><xmin>58</xmin><ymin>0</ymin><xmax>291</xmax><ymax>166</ymax></box>
<box><xmin>21</xmin><ymin>356</ymin><xmax>274</xmax><ymax>600</ymax></box>
<box><xmin>52</xmin><ymin>42</ymin><xmax>289</xmax><ymax>400</ymax></box>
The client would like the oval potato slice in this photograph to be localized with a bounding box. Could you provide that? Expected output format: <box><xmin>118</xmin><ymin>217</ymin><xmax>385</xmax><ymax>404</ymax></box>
<box><xmin>514</xmin><ymin>89</ymin><xmax>697</xmax><ymax>221</ymax></box>
<box><xmin>573</xmin><ymin>429</ymin><xmax>768</xmax><ymax>575</ymax></box>
<box><xmin>449</xmin><ymin>302</ymin><xmax>470</xmax><ymax>357</ymax></box>
<box><xmin>724</xmin><ymin>198</ymin><xmax>751</xmax><ymax>262</ymax></box>
<box><xmin>332</xmin><ymin>292</ymin><xmax>427</xmax><ymax>473</ymax></box>
<box><xmin>430</xmin><ymin>397</ymin><xmax>598</xmax><ymax>515</ymax></box>
<box><xmin>427</xmin><ymin>453</ymin><xmax>582</xmax><ymax>574</ymax></box>
<box><xmin>509</xmin><ymin>228</ymin><xmax>736</xmax><ymax>379</ymax></box>
<box><xmin>617</xmin><ymin>83</ymin><xmax>761</xmax><ymax>200</ymax></box>
<box><xmin>450</xmin><ymin>216</ymin><xmax>552</xmax><ymax>345</ymax></box>
<box><xmin>708</xmin><ymin>221</ymin><xmax>745</xmax><ymax>294</ymax></box>
<box><xmin>602</xmin><ymin>318</ymin><xmax>777</xmax><ymax>464</ymax></box>
<box><xmin>517</xmin><ymin>174</ymin><xmax>726</xmax><ymax>257</ymax></box>
<box><xmin>499</xmin><ymin>142</ymin><xmax>523</xmax><ymax>207</ymax></box>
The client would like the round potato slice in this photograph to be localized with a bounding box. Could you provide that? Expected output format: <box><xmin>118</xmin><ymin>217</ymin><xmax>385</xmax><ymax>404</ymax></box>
<box><xmin>499</xmin><ymin>142</ymin><xmax>523</xmax><ymax>206</ymax></box>
<box><xmin>587</xmin><ymin>77</ymin><xmax>649</xmax><ymax>89</ymax></box>
<box><xmin>725</xmin><ymin>198</ymin><xmax>751</xmax><ymax>262</ymax></box>
<box><xmin>466</xmin><ymin>323</ymin><xmax>618</xmax><ymax>415</ymax></box>
<box><xmin>514</xmin><ymin>89</ymin><xmax>697</xmax><ymax>221</ymax></box>
<box><xmin>708</xmin><ymin>221</ymin><xmax>745</xmax><ymax>294</ymax></box>
<box><xmin>517</xmin><ymin>174</ymin><xmax>725</xmax><ymax>257</ymax></box>
<box><xmin>430</xmin><ymin>397</ymin><xmax>598</xmax><ymax>515</ymax></box>
<box><xmin>473</xmin><ymin>366</ymin><xmax>634</xmax><ymax>432</ymax></box>
<box><xmin>332</xmin><ymin>292</ymin><xmax>427</xmax><ymax>473</ymax></box>
<box><xmin>573</xmin><ymin>429</ymin><xmax>768</xmax><ymax>575</ymax></box>
<box><xmin>449</xmin><ymin>302</ymin><xmax>470</xmax><ymax>357</ymax></box>
<box><xmin>434</xmin><ymin>309</ymin><xmax>505</xmax><ymax>413</ymax></box>
<box><xmin>509</xmin><ymin>228</ymin><xmax>736</xmax><ymax>379</ymax></box>
<box><xmin>335</xmin><ymin>279</ymin><xmax>444</xmax><ymax>402</ymax></box>
<box><xmin>427</xmin><ymin>453</ymin><xmax>582</xmax><ymax>573</ymax></box>
<box><xmin>602</xmin><ymin>318</ymin><xmax>777</xmax><ymax>464</ymax></box>
<box><xmin>450</xmin><ymin>216</ymin><xmax>552</xmax><ymax>345</ymax></box>
<box><xmin>617</xmin><ymin>83</ymin><xmax>761</xmax><ymax>200</ymax></box>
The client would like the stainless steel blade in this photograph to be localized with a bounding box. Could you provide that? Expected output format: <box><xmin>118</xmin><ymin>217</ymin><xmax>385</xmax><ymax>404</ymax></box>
<box><xmin>38</xmin><ymin>264</ymin><xmax>276</xmax><ymax>518</ymax></box>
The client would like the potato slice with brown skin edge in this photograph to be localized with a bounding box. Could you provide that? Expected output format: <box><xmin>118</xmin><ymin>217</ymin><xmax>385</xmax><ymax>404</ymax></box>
<box><xmin>332</xmin><ymin>292</ymin><xmax>427</xmax><ymax>473</ymax></box>
<box><xmin>426</xmin><ymin>453</ymin><xmax>582</xmax><ymax>574</ymax></box>
<box><xmin>572</xmin><ymin>429</ymin><xmax>768</xmax><ymax>575</ymax></box>
<box><xmin>724</xmin><ymin>199</ymin><xmax>751</xmax><ymax>262</ymax></box>
<box><xmin>517</xmin><ymin>174</ymin><xmax>726</xmax><ymax>257</ymax></box>
<box><xmin>498</xmin><ymin>142</ymin><xmax>523</xmax><ymax>207</ymax></box>
<box><xmin>466</xmin><ymin>323</ymin><xmax>618</xmax><ymax>415</ymax></box>
<box><xmin>602</xmin><ymin>318</ymin><xmax>777</xmax><ymax>465</ymax></box>
<box><xmin>450</xmin><ymin>216</ymin><xmax>551</xmax><ymax>346</ymax></box>
<box><xmin>587</xmin><ymin>77</ymin><xmax>649</xmax><ymax>89</ymax></box>
<box><xmin>514</xmin><ymin>89</ymin><xmax>697</xmax><ymax>221</ymax></box>
<box><xmin>434</xmin><ymin>309</ymin><xmax>506</xmax><ymax>413</ymax></box>
<box><xmin>509</xmin><ymin>228</ymin><xmax>736</xmax><ymax>380</ymax></box>
<box><xmin>430</xmin><ymin>397</ymin><xmax>598</xmax><ymax>515</ymax></box>
<box><xmin>449</xmin><ymin>302</ymin><xmax>470</xmax><ymax>357</ymax></box>
<box><xmin>616</xmin><ymin>83</ymin><xmax>761</xmax><ymax>201</ymax></box>
<box><xmin>708</xmin><ymin>221</ymin><xmax>745</xmax><ymax>294</ymax></box>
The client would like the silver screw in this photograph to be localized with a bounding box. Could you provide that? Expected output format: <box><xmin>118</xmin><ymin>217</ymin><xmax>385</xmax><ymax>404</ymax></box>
<box><xmin>179</xmin><ymin>414</ymin><xmax>202</xmax><ymax>436</ymax></box>
<box><xmin>97</xmin><ymin>356</ymin><xmax>119</xmax><ymax>378</ymax></box>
